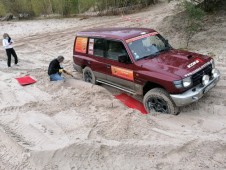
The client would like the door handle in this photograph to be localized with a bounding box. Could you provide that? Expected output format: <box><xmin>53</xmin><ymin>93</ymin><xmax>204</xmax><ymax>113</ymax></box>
<box><xmin>106</xmin><ymin>64</ymin><xmax>111</xmax><ymax>68</ymax></box>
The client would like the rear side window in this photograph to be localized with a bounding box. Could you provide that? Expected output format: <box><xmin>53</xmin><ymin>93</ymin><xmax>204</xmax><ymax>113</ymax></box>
<box><xmin>88</xmin><ymin>38</ymin><xmax>129</xmax><ymax>62</ymax></box>
<box><xmin>75</xmin><ymin>37</ymin><xmax>88</xmax><ymax>53</ymax></box>
<box><xmin>92</xmin><ymin>38</ymin><xmax>105</xmax><ymax>57</ymax></box>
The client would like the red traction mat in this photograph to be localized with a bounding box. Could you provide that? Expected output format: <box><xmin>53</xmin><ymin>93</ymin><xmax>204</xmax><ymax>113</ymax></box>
<box><xmin>114</xmin><ymin>93</ymin><xmax>148</xmax><ymax>114</ymax></box>
<box><xmin>15</xmin><ymin>76</ymin><xmax>37</xmax><ymax>86</ymax></box>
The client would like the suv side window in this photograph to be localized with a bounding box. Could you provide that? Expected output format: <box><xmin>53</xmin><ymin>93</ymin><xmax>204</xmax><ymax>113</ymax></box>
<box><xmin>106</xmin><ymin>40</ymin><xmax>128</xmax><ymax>61</ymax></box>
<box><xmin>75</xmin><ymin>37</ymin><xmax>88</xmax><ymax>54</ymax></box>
<box><xmin>93</xmin><ymin>38</ymin><xmax>105</xmax><ymax>57</ymax></box>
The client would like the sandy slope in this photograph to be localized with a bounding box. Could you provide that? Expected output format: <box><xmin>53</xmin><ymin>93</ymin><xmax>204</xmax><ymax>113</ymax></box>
<box><xmin>0</xmin><ymin>1</ymin><xmax>226</xmax><ymax>169</ymax></box>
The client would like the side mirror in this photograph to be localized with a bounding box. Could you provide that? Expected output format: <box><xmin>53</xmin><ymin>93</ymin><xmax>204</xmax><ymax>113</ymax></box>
<box><xmin>118</xmin><ymin>54</ymin><xmax>131</xmax><ymax>64</ymax></box>
<box><xmin>165</xmin><ymin>39</ymin><xmax>172</xmax><ymax>48</ymax></box>
<box><xmin>165</xmin><ymin>39</ymin><xmax>169</xmax><ymax>45</ymax></box>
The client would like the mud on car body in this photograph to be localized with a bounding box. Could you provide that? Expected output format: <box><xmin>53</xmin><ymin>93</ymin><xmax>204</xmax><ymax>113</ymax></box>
<box><xmin>73</xmin><ymin>27</ymin><xmax>220</xmax><ymax>115</ymax></box>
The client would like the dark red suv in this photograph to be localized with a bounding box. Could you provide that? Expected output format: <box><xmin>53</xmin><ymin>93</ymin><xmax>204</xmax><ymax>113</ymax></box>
<box><xmin>73</xmin><ymin>28</ymin><xmax>220</xmax><ymax>114</ymax></box>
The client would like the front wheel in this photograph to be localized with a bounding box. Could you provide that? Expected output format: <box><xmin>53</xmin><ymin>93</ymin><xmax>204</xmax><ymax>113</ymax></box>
<box><xmin>143</xmin><ymin>88</ymin><xmax>179</xmax><ymax>115</ymax></box>
<box><xmin>83</xmin><ymin>67</ymin><xmax>97</xmax><ymax>85</ymax></box>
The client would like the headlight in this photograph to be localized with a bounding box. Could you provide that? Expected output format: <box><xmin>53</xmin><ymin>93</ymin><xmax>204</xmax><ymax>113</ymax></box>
<box><xmin>210</xmin><ymin>59</ymin><xmax>215</xmax><ymax>68</ymax></box>
<box><xmin>211</xmin><ymin>68</ymin><xmax>219</xmax><ymax>78</ymax></box>
<box><xmin>174</xmin><ymin>76</ymin><xmax>192</xmax><ymax>89</ymax></box>
<box><xmin>202</xmin><ymin>75</ymin><xmax>210</xmax><ymax>86</ymax></box>
<box><xmin>182</xmin><ymin>77</ymin><xmax>192</xmax><ymax>88</ymax></box>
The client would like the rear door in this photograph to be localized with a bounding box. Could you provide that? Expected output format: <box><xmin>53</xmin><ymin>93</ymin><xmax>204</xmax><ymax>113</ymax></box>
<box><xmin>86</xmin><ymin>37</ymin><xmax>107</xmax><ymax>81</ymax></box>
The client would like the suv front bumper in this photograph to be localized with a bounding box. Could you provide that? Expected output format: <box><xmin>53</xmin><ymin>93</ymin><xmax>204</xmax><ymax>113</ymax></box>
<box><xmin>170</xmin><ymin>72</ymin><xmax>220</xmax><ymax>107</ymax></box>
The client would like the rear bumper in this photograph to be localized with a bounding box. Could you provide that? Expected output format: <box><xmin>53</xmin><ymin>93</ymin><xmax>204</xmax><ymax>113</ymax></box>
<box><xmin>170</xmin><ymin>71</ymin><xmax>220</xmax><ymax>107</ymax></box>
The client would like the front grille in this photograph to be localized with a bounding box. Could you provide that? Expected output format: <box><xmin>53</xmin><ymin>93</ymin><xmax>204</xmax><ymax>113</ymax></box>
<box><xmin>192</xmin><ymin>64</ymin><xmax>212</xmax><ymax>86</ymax></box>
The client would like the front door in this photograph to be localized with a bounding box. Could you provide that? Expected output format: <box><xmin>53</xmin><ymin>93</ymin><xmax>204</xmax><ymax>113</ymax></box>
<box><xmin>104</xmin><ymin>40</ymin><xmax>135</xmax><ymax>90</ymax></box>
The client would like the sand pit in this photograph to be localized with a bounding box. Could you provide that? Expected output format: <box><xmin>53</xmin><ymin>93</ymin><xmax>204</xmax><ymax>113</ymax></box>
<box><xmin>0</xmin><ymin>1</ymin><xmax>226</xmax><ymax>169</ymax></box>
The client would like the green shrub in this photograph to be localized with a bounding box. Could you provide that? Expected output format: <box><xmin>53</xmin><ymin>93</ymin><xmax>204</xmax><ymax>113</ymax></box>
<box><xmin>183</xmin><ymin>1</ymin><xmax>205</xmax><ymax>47</ymax></box>
<box><xmin>184</xmin><ymin>1</ymin><xmax>205</xmax><ymax>20</ymax></box>
<box><xmin>0</xmin><ymin>2</ymin><xmax>6</xmax><ymax>16</ymax></box>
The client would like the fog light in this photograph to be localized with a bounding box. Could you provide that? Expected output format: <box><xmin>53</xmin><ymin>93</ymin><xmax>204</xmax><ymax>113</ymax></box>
<box><xmin>202</xmin><ymin>75</ymin><xmax>210</xmax><ymax>86</ymax></box>
<box><xmin>211</xmin><ymin>68</ymin><xmax>219</xmax><ymax>78</ymax></box>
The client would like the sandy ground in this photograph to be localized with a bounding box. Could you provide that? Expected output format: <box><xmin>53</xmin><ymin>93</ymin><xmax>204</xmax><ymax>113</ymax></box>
<box><xmin>0</xmin><ymin>1</ymin><xmax>226</xmax><ymax>170</ymax></box>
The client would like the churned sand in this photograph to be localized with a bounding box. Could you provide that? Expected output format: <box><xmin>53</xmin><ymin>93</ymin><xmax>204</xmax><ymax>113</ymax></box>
<box><xmin>0</xmin><ymin>1</ymin><xmax>226</xmax><ymax>169</ymax></box>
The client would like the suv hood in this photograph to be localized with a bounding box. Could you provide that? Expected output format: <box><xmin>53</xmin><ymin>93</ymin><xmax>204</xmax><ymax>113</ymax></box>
<box><xmin>140</xmin><ymin>49</ymin><xmax>211</xmax><ymax>78</ymax></box>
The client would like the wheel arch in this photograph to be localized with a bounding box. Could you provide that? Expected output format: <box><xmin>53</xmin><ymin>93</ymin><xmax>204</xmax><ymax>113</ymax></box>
<box><xmin>81</xmin><ymin>64</ymin><xmax>87</xmax><ymax>69</ymax></box>
<box><xmin>143</xmin><ymin>81</ymin><xmax>166</xmax><ymax>96</ymax></box>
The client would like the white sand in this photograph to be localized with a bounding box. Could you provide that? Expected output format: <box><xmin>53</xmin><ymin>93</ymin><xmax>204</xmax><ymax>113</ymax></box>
<box><xmin>0</xmin><ymin>1</ymin><xmax>226</xmax><ymax>169</ymax></box>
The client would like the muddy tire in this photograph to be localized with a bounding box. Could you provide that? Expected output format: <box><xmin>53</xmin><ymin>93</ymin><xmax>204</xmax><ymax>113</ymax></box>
<box><xmin>143</xmin><ymin>88</ymin><xmax>179</xmax><ymax>115</ymax></box>
<box><xmin>83</xmin><ymin>67</ymin><xmax>97</xmax><ymax>84</ymax></box>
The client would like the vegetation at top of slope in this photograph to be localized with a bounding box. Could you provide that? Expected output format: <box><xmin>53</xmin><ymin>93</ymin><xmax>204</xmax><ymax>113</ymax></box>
<box><xmin>0</xmin><ymin>0</ymin><xmax>159</xmax><ymax>19</ymax></box>
<box><xmin>197</xmin><ymin>0</ymin><xmax>223</xmax><ymax>12</ymax></box>
<box><xmin>182</xmin><ymin>0</ymin><xmax>226</xmax><ymax>47</ymax></box>
<box><xmin>160</xmin><ymin>0</ymin><xmax>225</xmax><ymax>49</ymax></box>
<box><xmin>183</xmin><ymin>0</ymin><xmax>205</xmax><ymax>47</ymax></box>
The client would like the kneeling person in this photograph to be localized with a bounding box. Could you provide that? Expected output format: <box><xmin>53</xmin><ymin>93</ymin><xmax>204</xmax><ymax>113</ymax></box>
<box><xmin>48</xmin><ymin>56</ymin><xmax>65</xmax><ymax>81</ymax></box>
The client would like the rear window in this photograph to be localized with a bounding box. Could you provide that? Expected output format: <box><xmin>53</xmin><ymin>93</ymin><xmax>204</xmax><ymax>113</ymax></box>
<box><xmin>75</xmin><ymin>37</ymin><xmax>88</xmax><ymax>53</ymax></box>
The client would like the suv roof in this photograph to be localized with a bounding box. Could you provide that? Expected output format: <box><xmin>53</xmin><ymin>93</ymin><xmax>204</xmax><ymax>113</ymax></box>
<box><xmin>76</xmin><ymin>27</ymin><xmax>157</xmax><ymax>41</ymax></box>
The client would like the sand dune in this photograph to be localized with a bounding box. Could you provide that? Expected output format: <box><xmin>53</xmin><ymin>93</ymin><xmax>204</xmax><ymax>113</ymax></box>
<box><xmin>0</xmin><ymin>1</ymin><xmax>226</xmax><ymax>169</ymax></box>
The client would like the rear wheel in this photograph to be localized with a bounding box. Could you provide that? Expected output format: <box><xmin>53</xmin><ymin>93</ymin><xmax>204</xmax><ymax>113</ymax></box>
<box><xmin>143</xmin><ymin>88</ymin><xmax>179</xmax><ymax>115</ymax></box>
<box><xmin>83</xmin><ymin>67</ymin><xmax>97</xmax><ymax>85</ymax></box>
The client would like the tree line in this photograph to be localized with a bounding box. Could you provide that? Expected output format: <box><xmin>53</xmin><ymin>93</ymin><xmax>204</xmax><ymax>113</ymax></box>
<box><xmin>0</xmin><ymin>0</ymin><xmax>222</xmax><ymax>18</ymax></box>
<box><xmin>0</xmin><ymin>0</ymin><xmax>158</xmax><ymax>17</ymax></box>
<box><xmin>187</xmin><ymin>0</ymin><xmax>222</xmax><ymax>12</ymax></box>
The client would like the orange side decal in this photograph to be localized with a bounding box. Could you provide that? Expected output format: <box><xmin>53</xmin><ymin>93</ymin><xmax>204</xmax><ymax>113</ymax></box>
<box><xmin>75</xmin><ymin>37</ymin><xmax>88</xmax><ymax>53</ymax></box>
<box><xmin>111</xmin><ymin>66</ymin><xmax>134</xmax><ymax>81</ymax></box>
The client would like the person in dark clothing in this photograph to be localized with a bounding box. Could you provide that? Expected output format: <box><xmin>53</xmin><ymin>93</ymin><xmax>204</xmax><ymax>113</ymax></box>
<box><xmin>2</xmin><ymin>33</ymin><xmax>18</xmax><ymax>67</ymax></box>
<box><xmin>48</xmin><ymin>56</ymin><xmax>65</xmax><ymax>81</ymax></box>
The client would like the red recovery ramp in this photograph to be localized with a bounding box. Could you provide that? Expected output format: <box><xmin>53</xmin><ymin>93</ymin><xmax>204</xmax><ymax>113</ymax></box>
<box><xmin>115</xmin><ymin>93</ymin><xmax>148</xmax><ymax>114</ymax></box>
<box><xmin>15</xmin><ymin>75</ymin><xmax>37</xmax><ymax>86</ymax></box>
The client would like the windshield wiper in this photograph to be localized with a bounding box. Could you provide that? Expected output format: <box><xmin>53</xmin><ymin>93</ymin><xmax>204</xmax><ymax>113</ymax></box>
<box><xmin>138</xmin><ymin>48</ymin><xmax>171</xmax><ymax>60</ymax></box>
<box><xmin>140</xmin><ymin>52</ymin><xmax>160</xmax><ymax>60</ymax></box>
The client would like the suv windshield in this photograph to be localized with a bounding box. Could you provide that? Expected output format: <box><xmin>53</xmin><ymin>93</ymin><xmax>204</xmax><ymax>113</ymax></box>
<box><xmin>127</xmin><ymin>33</ymin><xmax>171</xmax><ymax>61</ymax></box>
